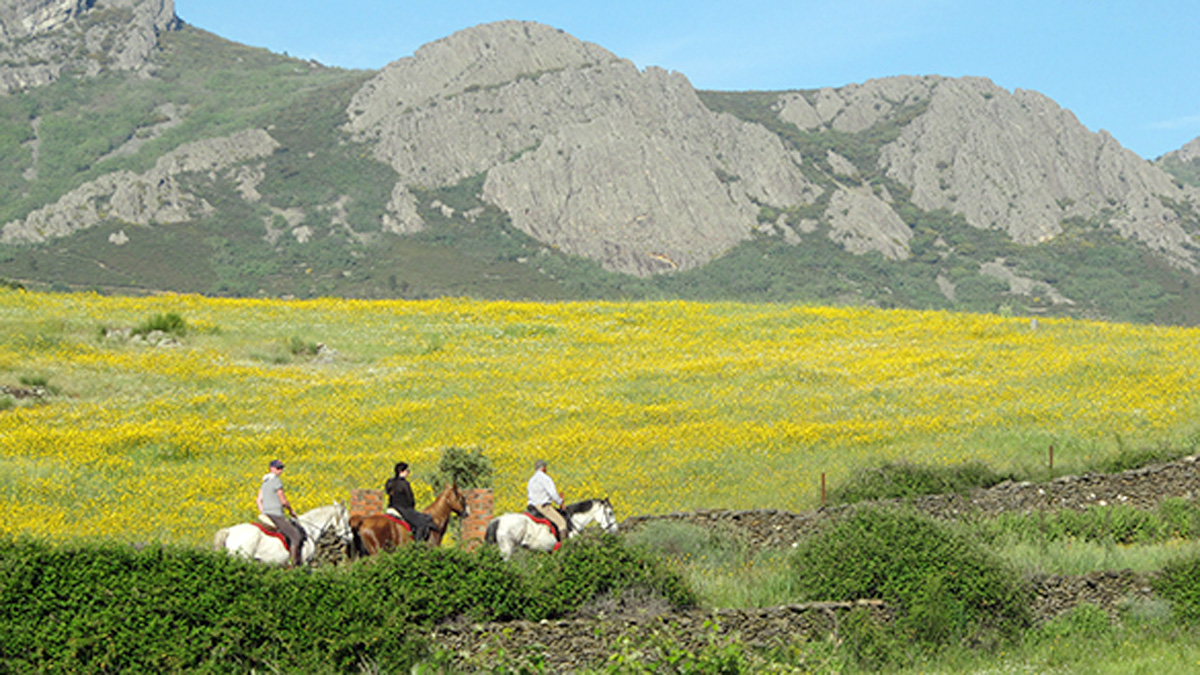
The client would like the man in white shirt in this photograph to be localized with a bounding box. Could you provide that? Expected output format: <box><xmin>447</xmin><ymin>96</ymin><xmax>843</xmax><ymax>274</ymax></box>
<box><xmin>526</xmin><ymin>459</ymin><xmax>568</xmax><ymax>540</ymax></box>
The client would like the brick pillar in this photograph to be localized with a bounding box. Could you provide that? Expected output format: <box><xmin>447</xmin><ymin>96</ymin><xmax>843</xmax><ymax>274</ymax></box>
<box><xmin>350</xmin><ymin>489</ymin><xmax>385</xmax><ymax>519</ymax></box>
<box><xmin>461</xmin><ymin>488</ymin><xmax>493</xmax><ymax>551</ymax></box>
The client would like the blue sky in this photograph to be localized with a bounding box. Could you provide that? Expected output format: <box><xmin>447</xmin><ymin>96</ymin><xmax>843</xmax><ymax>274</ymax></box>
<box><xmin>173</xmin><ymin>1</ymin><xmax>1199</xmax><ymax>160</ymax></box>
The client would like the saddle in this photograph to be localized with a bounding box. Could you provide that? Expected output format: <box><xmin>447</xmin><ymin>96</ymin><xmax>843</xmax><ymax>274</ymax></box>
<box><xmin>254</xmin><ymin>514</ymin><xmax>304</xmax><ymax>551</ymax></box>
<box><xmin>385</xmin><ymin>507</ymin><xmax>437</xmax><ymax>541</ymax></box>
<box><xmin>524</xmin><ymin>506</ymin><xmax>567</xmax><ymax>541</ymax></box>
<box><xmin>382</xmin><ymin>510</ymin><xmax>413</xmax><ymax>533</ymax></box>
<box><xmin>251</xmin><ymin>521</ymin><xmax>290</xmax><ymax>551</ymax></box>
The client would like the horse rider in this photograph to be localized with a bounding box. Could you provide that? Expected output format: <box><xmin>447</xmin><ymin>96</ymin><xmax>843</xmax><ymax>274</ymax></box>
<box><xmin>527</xmin><ymin>458</ymin><xmax>568</xmax><ymax>540</ymax></box>
<box><xmin>257</xmin><ymin>458</ymin><xmax>305</xmax><ymax>567</ymax></box>
<box><xmin>385</xmin><ymin>461</ymin><xmax>435</xmax><ymax>542</ymax></box>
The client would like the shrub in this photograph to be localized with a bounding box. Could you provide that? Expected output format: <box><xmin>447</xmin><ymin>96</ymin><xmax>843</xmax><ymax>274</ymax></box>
<box><xmin>132</xmin><ymin>312</ymin><xmax>187</xmax><ymax>338</ymax></box>
<box><xmin>286</xmin><ymin>336</ymin><xmax>321</xmax><ymax>356</ymax></box>
<box><xmin>829</xmin><ymin>460</ymin><xmax>1014</xmax><ymax>505</ymax></box>
<box><xmin>623</xmin><ymin>519</ymin><xmax>746</xmax><ymax>566</ymax></box>
<box><xmin>17</xmin><ymin>374</ymin><xmax>49</xmax><ymax>388</ymax></box>
<box><xmin>518</xmin><ymin>531</ymin><xmax>698</xmax><ymax>620</ymax></box>
<box><xmin>789</xmin><ymin>506</ymin><xmax>1032</xmax><ymax>662</ymax></box>
<box><xmin>1156</xmin><ymin>553</ymin><xmax>1200</xmax><ymax>624</ymax></box>
<box><xmin>430</xmin><ymin>445</ymin><xmax>494</xmax><ymax>489</ymax></box>
<box><xmin>0</xmin><ymin>531</ymin><xmax>694</xmax><ymax>672</ymax></box>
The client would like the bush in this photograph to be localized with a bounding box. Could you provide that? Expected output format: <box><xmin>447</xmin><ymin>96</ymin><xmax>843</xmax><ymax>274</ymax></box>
<box><xmin>519</xmin><ymin>532</ymin><xmax>697</xmax><ymax>620</ymax></box>
<box><xmin>789</xmin><ymin>506</ymin><xmax>1032</xmax><ymax>663</ymax></box>
<box><xmin>286</xmin><ymin>336</ymin><xmax>321</xmax><ymax>356</ymax></box>
<box><xmin>1156</xmin><ymin>553</ymin><xmax>1200</xmax><ymax>624</ymax></box>
<box><xmin>430</xmin><ymin>445</ymin><xmax>494</xmax><ymax>489</ymax></box>
<box><xmin>0</xmin><ymin>532</ymin><xmax>694</xmax><ymax>672</ymax></box>
<box><xmin>132</xmin><ymin>312</ymin><xmax>187</xmax><ymax>338</ymax></box>
<box><xmin>829</xmin><ymin>460</ymin><xmax>1014</xmax><ymax>505</ymax></box>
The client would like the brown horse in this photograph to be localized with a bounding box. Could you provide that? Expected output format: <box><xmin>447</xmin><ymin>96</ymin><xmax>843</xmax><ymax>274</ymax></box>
<box><xmin>351</xmin><ymin>482</ymin><xmax>467</xmax><ymax>556</ymax></box>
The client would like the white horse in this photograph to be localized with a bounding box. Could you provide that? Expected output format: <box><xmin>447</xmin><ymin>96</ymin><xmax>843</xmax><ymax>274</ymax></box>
<box><xmin>213</xmin><ymin>502</ymin><xmax>352</xmax><ymax>566</ymax></box>
<box><xmin>485</xmin><ymin>498</ymin><xmax>618</xmax><ymax>560</ymax></box>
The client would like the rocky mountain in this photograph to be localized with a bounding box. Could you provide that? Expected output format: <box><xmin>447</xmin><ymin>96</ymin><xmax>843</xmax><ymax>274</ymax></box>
<box><xmin>2</xmin><ymin>0</ymin><xmax>1200</xmax><ymax>324</ymax></box>
<box><xmin>345</xmin><ymin>21</ymin><xmax>817</xmax><ymax>276</ymax></box>
<box><xmin>0</xmin><ymin>0</ymin><xmax>175</xmax><ymax>92</ymax></box>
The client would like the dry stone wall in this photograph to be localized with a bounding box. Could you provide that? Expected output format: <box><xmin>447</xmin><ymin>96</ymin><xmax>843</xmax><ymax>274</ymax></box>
<box><xmin>433</xmin><ymin>600</ymin><xmax>891</xmax><ymax>673</ymax></box>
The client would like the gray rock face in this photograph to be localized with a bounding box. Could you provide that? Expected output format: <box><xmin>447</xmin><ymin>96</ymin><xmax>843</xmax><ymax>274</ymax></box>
<box><xmin>871</xmin><ymin>77</ymin><xmax>1198</xmax><ymax>263</ymax></box>
<box><xmin>0</xmin><ymin>0</ymin><xmax>89</xmax><ymax>41</ymax></box>
<box><xmin>0</xmin><ymin>0</ymin><xmax>176</xmax><ymax>93</ymax></box>
<box><xmin>825</xmin><ymin>185</ymin><xmax>911</xmax><ymax>260</ymax></box>
<box><xmin>778</xmin><ymin>76</ymin><xmax>1200</xmax><ymax>270</ymax></box>
<box><xmin>350</xmin><ymin>27</ymin><xmax>1200</xmax><ymax>278</ymax></box>
<box><xmin>1162</xmin><ymin>136</ymin><xmax>1200</xmax><ymax>164</ymax></box>
<box><xmin>346</xmin><ymin>21</ymin><xmax>817</xmax><ymax>276</ymax></box>
<box><xmin>1</xmin><ymin>129</ymin><xmax>279</xmax><ymax>243</ymax></box>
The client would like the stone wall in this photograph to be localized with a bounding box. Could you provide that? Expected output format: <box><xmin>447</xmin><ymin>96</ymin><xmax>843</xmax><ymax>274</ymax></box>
<box><xmin>621</xmin><ymin>455</ymin><xmax>1200</xmax><ymax>550</ymax></box>
<box><xmin>432</xmin><ymin>600</ymin><xmax>891</xmax><ymax>673</ymax></box>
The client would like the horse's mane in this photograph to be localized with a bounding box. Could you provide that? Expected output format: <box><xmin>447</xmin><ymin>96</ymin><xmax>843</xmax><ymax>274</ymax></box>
<box><xmin>563</xmin><ymin>499</ymin><xmax>600</xmax><ymax>516</ymax></box>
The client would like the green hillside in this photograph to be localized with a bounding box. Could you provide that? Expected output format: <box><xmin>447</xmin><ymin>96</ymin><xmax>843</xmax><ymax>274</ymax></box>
<box><xmin>3</xmin><ymin>24</ymin><xmax>1200</xmax><ymax>325</ymax></box>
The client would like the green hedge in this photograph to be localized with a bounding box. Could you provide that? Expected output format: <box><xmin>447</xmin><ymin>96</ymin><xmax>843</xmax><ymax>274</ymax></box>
<box><xmin>789</xmin><ymin>506</ymin><xmax>1032</xmax><ymax>667</ymax></box>
<box><xmin>0</xmin><ymin>533</ymin><xmax>693</xmax><ymax>672</ymax></box>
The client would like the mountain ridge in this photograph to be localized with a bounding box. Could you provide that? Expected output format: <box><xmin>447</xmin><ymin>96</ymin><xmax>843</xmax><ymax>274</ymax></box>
<box><xmin>3</xmin><ymin>1</ymin><xmax>1200</xmax><ymax>324</ymax></box>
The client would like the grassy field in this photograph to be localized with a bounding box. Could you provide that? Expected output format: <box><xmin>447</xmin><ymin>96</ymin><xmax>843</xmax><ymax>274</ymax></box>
<box><xmin>3</xmin><ymin>289</ymin><xmax>1200</xmax><ymax>546</ymax></box>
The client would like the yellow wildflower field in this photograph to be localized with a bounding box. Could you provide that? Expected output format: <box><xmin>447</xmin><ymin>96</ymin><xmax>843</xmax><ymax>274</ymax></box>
<box><xmin>2</xmin><ymin>289</ymin><xmax>1198</xmax><ymax>546</ymax></box>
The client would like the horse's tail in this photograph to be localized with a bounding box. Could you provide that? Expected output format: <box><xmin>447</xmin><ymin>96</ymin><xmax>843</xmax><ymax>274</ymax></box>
<box><xmin>485</xmin><ymin>518</ymin><xmax>499</xmax><ymax>544</ymax></box>
<box><xmin>213</xmin><ymin>527</ymin><xmax>230</xmax><ymax>551</ymax></box>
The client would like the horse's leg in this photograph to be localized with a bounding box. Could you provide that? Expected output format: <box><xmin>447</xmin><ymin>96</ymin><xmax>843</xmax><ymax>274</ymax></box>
<box><xmin>213</xmin><ymin>527</ymin><xmax>230</xmax><ymax>551</ymax></box>
<box><xmin>498</xmin><ymin>518</ymin><xmax>521</xmax><ymax>560</ymax></box>
<box><xmin>360</xmin><ymin>522</ymin><xmax>382</xmax><ymax>556</ymax></box>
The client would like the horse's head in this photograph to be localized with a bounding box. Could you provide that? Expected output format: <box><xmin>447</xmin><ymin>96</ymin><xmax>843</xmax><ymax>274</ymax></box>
<box><xmin>446</xmin><ymin>482</ymin><xmax>468</xmax><ymax>517</ymax></box>
<box><xmin>329</xmin><ymin>501</ymin><xmax>353</xmax><ymax>544</ymax></box>
<box><xmin>597</xmin><ymin>498</ymin><xmax>618</xmax><ymax>533</ymax></box>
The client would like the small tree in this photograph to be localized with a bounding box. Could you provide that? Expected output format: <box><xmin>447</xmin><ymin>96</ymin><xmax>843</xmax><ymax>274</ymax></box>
<box><xmin>430</xmin><ymin>446</ymin><xmax>494</xmax><ymax>490</ymax></box>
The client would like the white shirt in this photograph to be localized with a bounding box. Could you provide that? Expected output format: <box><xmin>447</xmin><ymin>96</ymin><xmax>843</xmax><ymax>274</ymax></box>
<box><xmin>527</xmin><ymin>470</ymin><xmax>561</xmax><ymax>506</ymax></box>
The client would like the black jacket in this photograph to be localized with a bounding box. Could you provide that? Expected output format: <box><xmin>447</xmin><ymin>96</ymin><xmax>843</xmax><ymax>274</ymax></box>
<box><xmin>385</xmin><ymin>476</ymin><xmax>416</xmax><ymax>510</ymax></box>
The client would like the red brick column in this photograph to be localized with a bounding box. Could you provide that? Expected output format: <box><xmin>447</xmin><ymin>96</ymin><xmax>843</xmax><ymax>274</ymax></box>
<box><xmin>350</xmin><ymin>489</ymin><xmax>385</xmax><ymax>519</ymax></box>
<box><xmin>461</xmin><ymin>488</ymin><xmax>493</xmax><ymax>551</ymax></box>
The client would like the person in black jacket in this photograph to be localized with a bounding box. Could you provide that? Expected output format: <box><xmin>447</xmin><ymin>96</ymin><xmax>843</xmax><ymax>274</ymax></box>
<box><xmin>384</xmin><ymin>462</ymin><xmax>434</xmax><ymax>542</ymax></box>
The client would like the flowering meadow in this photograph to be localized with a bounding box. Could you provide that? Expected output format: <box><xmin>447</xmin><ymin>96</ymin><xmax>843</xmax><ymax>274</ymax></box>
<box><xmin>3</xmin><ymin>289</ymin><xmax>1200</xmax><ymax>546</ymax></box>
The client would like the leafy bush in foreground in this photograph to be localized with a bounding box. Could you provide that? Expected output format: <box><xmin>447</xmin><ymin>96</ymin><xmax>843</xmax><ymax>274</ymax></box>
<box><xmin>0</xmin><ymin>533</ymin><xmax>692</xmax><ymax>672</ymax></box>
<box><xmin>789</xmin><ymin>506</ymin><xmax>1033</xmax><ymax>667</ymax></box>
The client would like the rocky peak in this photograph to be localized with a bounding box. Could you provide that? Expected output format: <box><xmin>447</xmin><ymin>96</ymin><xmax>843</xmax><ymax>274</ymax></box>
<box><xmin>0</xmin><ymin>0</ymin><xmax>90</xmax><ymax>41</ymax></box>
<box><xmin>347</xmin><ymin>20</ymin><xmax>817</xmax><ymax>276</ymax></box>
<box><xmin>778</xmin><ymin>75</ymin><xmax>1200</xmax><ymax>269</ymax></box>
<box><xmin>0</xmin><ymin>0</ymin><xmax>176</xmax><ymax>93</ymax></box>
<box><xmin>1163</xmin><ymin>137</ymin><xmax>1200</xmax><ymax>164</ymax></box>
